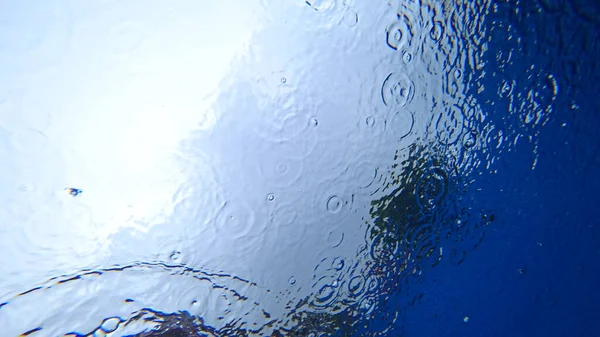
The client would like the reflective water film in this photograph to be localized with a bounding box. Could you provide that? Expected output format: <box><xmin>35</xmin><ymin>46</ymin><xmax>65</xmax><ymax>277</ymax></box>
<box><xmin>0</xmin><ymin>0</ymin><xmax>597</xmax><ymax>336</ymax></box>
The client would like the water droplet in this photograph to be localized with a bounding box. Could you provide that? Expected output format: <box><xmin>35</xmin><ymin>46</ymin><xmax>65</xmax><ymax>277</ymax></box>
<box><xmin>258</xmin><ymin>144</ymin><xmax>304</xmax><ymax>188</ymax></box>
<box><xmin>365</xmin><ymin>115</ymin><xmax>375</xmax><ymax>127</ymax></box>
<box><xmin>464</xmin><ymin>316</ymin><xmax>470</xmax><ymax>323</ymax></box>
<box><xmin>403</xmin><ymin>52</ymin><xmax>412</xmax><ymax>64</ymax></box>
<box><xmin>332</xmin><ymin>257</ymin><xmax>345</xmax><ymax>270</ymax></box>
<box><xmin>463</xmin><ymin>131</ymin><xmax>477</xmax><ymax>148</ymax></box>
<box><xmin>326</xmin><ymin>195</ymin><xmax>343</xmax><ymax>214</ymax></box>
<box><xmin>309</xmin><ymin>117</ymin><xmax>319</xmax><ymax>127</ymax></box>
<box><xmin>381</xmin><ymin>73</ymin><xmax>415</xmax><ymax>107</ymax></box>
<box><xmin>359</xmin><ymin>296</ymin><xmax>376</xmax><ymax>314</ymax></box>
<box><xmin>280</xmin><ymin>77</ymin><xmax>287</xmax><ymax>84</ymax></box>
<box><xmin>429</xmin><ymin>21</ymin><xmax>444</xmax><ymax>41</ymax></box>
<box><xmin>276</xmin><ymin>162</ymin><xmax>288</xmax><ymax>174</ymax></box>
<box><xmin>386</xmin><ymin>18</ymin><xmax>413</xmax><ymax>51</ymax></box>
<box><xmin>266</xmin><ymin>193</ymin><xmax>275</xmax><ymax>202</ymax></box>
<box><xmin>170</xmin><ymin>251</ymin><xmax>182</xmax><ymax>262</ymax></box>
<box><xmin>288</xmin><ymin>276</ymin><xmax>297</xmax><ymax>285</ymax></box>
<box><xmin>359</xmin><ymin>113</ymin><xmax>386</xmax><ymax>138</ymax></box>
<box><xmin>214</xmin><ymin>199</ymin><xmax>264</xmax><ymax>253</ymax></box>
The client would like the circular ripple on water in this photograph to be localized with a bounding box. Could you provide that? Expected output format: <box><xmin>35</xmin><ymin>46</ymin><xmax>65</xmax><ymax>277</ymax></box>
<box><xmin>253</xmin><ymin>89</ymin><xmax>316</xmax><ymax>143</ymax></box>
<box><xmin>325</xmin><ymin>228</ymin><xmax>345</xmax><ymax>248</ymax></box>
<box><xmin>347</xmin><ymin>274</ymin><xmax>366</xmax><ymax>299</ymax></box>
<box><xmin>310</xmin><ymin>276</ymin><xmax>342</xmax><ymax>312</ymax></box>
<box><xmin>308</xmin><ymin>257</ymin><xmax>349</xmax><ymax>313</ymax></box>
<box><xmin>406</xmin><ymin>220</ymin><xmax>442</xmax><ymax>267</ymax></box>
<box><xmin>381</xmin><ymin>72</ymin><xmax>416</xmax><ymax>108</ymax></box>
<box><xmin>357</xmin><ymin>106</ymin><xmax>388</xmax><ymax>144</ymax></box>
<box><xmin>382</xmin><ymin>3</ymin><xmax>421</xmax><ymax>53</ymax></box>
<box><xmin>212</xmin><ymin>198</ymin><xmax>266</xmax><ymax>254</ymax></box>
<box><xmin>415</xmin><ymin>167</ymin><xmax>449</xmax><ymax>211</ymax></box>
<box><xmin>462</xmin><ymin>130</ymin><xmax>478</xmax><ymax>150</ymax></box>
<box><xmin>428</xmin><ymin>20</ymin><xmax>445</xmax><ymax>42</ymax></box>
<box><xmin>270</xmin><ymin>203</ymin><xmax>306</xmax><ymax>250</ymax></box>
<box><xmin>340</xmin><ymin>7</ymin><xmax>359</xmax><ymax>28</ymax></box>
<box><xmin>388</xmin><ymin>109</ymin><xmax>415</xmax><ymax>141</ymax></box>
<box><xmin>429</xmin><ymin>104</ymin><xmax>465</xmax><ymax>146</ymax></box>
<box><xmin>0</xmin><ymin>263</ymin><xmax>273</xmax><ymax>336</ymax></box>
<box><xmin>166</xmin><ymin>153</ymin><xmax>225</xmax><ymax>255</ymax></box>
<box><xmin>519</xmin><ymin>72</ymin><xmax>559</xmax><ymax>127</ymax></box>
<box><xmin>386</xmin><ymin>19</ymin><xmax>412</xmax><ymax>51</ymax></box>
<box><xmin>369</xmin><ymin>232</ymin><xmax>399</xmax><ymax>266</ymax></box>
<box><xmin>257</xmin><ymin>142</ymin><xmax>305</xmax><ymax>189</ymax></box>
<box><xmin>315</xmin><ymin>179</ymin><xmax>354</xmax><ymax>223</ymax></box>
<box><xmin>349</xmin><ymin>158</ymin><xmax>386</xmax><ymax>197</ymax></box>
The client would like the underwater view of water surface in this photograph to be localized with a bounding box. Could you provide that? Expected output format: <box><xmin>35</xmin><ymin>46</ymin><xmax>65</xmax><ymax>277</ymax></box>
<box><xmin>0</xmin><ymin>0</ymin><xmax>598</xmax><ymax>336</ymax></box>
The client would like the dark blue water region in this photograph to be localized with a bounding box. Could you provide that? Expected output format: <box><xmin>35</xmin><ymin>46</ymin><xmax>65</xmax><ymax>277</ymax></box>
<box><xmin>397</xmin><ymin>1</ymin><xmax>600</xmax><ymax>336</ymax></box>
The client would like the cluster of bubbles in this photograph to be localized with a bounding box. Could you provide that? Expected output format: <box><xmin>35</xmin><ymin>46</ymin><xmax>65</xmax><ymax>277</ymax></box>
<box><xmin>1</xmin><ymin>0</ymin><xmax>586</xmax><ymax>335</ymax></box>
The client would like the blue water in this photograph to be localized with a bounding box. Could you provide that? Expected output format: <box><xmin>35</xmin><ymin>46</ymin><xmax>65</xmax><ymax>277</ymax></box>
<box><xmin>399</xmin><ymin>1</ymin><xmax>600</xmax><ymax>336</ymax></box>
<box><xmin>0</xmin><ymin>1</ymin><xmax>598</xmax><ymax>336</ymax></box>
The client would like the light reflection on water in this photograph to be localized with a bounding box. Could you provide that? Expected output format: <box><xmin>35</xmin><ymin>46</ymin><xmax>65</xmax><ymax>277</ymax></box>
<box><xmin>0</xmin><ymin>0</ymin><xmax>589</xmax><ymax>335</ymax></box>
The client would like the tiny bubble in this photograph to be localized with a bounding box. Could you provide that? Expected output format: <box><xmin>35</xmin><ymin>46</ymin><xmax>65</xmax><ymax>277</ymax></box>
<box><xmin>280</xmin><ymin>77</ymin><xmax>287</xmax><ymax>84</ymax></box>
<box><xmin>267</xmin><ymin>193</ymin><xmax>275</xmax><ymax>201</ymax></box>
<box><xmin>464</xmin><ymin>316</ymin><xmax>470</xmax><ymax>323</ymax></box>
